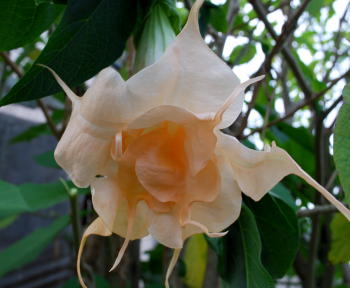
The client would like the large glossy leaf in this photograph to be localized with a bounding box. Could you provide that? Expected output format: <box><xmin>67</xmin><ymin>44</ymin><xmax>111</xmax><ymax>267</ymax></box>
<box><xmin>0</xmin><ymin>180</ymin><xmax>88</xmax><ymax>217</ymax></box>
<box><xmin>334</xmin><ymin>84</ymin><xmax>350</xmax><ymax>204</ymax></box>
<box><xmin>0</xmin><ymin>0</ymin><xmax>63</xmax><ymax>51</ymax></box>
<box><xmin>0</xmin><ymin>215</ymin><xmax>69</xmax><ymax>277</ymax></box>
<box><xmin>0</xmin><ymin>0</ymin><xmax>137</xmax><ymax>106</ymax></box>
<box><xmin>208</xmin><ymin>205</ymin><xmax>274</xmax><ymax>288</ymax></box>
<box><xmin>246</xmin><ymin>193</ymin><xmax>299</xmax><ymax>278</ymax></box>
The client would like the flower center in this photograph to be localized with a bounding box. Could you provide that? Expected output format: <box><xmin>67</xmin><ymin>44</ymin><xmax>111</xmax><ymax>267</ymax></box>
<box><xmin>113</xmin><ymin>119</ymin><xmax>220</xmax><ymax>219</ymax></box>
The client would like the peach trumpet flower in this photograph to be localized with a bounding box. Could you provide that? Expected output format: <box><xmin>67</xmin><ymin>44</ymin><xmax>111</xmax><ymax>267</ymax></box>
<box><xmin>44</xmin><ymin>0</ymin><xmax>350</xmax><ymax>287</ymax></box>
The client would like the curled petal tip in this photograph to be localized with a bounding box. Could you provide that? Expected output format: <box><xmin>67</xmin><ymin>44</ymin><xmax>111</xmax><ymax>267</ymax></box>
<box><xmin>38</xmin><ymin>63</ymin><xmax>79</xmax><ymax>103</ymax></box>
<box><xmin>207</xmin><ymin>230</ymin><xmax>229</xmax><ymax>238</ymax></box>
<box><xmin>272</xmin><ymin>141</ymin><xmax>277</xmax><ymax>147</ymax></box>
<box><xmin>256</xmin><ymin>74</ymin><xmax>265</xmax><ymax>81</ymax></box>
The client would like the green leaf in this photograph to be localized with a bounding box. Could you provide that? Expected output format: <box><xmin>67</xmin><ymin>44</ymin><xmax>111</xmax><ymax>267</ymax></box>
<box><xmin>307</xmin><ymin>0</ymin><xmax>324</xmax><ymax>17</ymax></box>
<box><xmin>334</xmin><ymin>84</ymin><xmax>350</xmax><ymax>204</ymax></box>
<box><xmin>0</xmin><ymin>215</ymin><xmax>69</xmax><ymax>277</ymax></box>
<box><xmin>246</xmin><ymin>194</ymin><xmax>299</xmax><ymax>278</ymax></box>
<box><xmin>34</xmin><ymin>150</ymin><xmax>61</xmax><ymax>169</ymax></box>
<box><xmin>229</xmin><ymin>43</ymin><xmax>256</xmax><ymax>65</ymax></box>
<box><xmin>209</xmin><ymin>5</ymin><xmax>227</xmax><ymax>33</ymax></box>
<box><xmin>0</xmin><ymin>181</ymin><xmax>28</xmax><ymax>215</ymax></box>
<box><xmin>0</xmin><ymin>0</ymin><xmax>137</xmax><ymax>106</ymax></box>
<box><xmin>0</xmin><ymin>0</ymin><xmax>63</xmax><ymax>51</ymax></box>
<box><xmin>0</xmin><ymin>215</ymin><xmax>18</xmax><ymax>229</ymax></box>
<box><xmin>141</xmin><ymin>244</ymin><xmax>164</xmax><ymax>285</ymax></box>
<box><xmin>0</xmin><ymin>180</ymin><xmax>87</xmax><ymax>217</ymax></box>
<box><xmin>183</xmin><ymin>234</ymin><xmax>208</xmax><ymax>288</ymax></box>
<box><xmin>10</xmin><ymin>124</ymin><xmax>50</xmax><ymax>144</ymax></box>
<box><xmin>269</xmin><ymin>183</ymin><xmax>296</xmax><ymax>210</ymax></box>
<box><xmin>61</xmin><ymin>275</ymin><xmax>111</xmax><ymax>288</ymax></box>
<box><xmin>208</xmin><ymin>205</ymin><xmax>274</xmax><ymax>288</ymax></box>
<box><xmin>329</xmin><ymin>213</ymin><xmax>350</xmax><ymax>264</ymax></box>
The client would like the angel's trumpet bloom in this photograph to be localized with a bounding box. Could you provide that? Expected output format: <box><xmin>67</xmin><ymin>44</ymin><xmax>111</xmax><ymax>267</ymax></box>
<box><xmin>45</xmin><ymin>0</ymin><xmax>350</xmax><ymax>287</ymax></box>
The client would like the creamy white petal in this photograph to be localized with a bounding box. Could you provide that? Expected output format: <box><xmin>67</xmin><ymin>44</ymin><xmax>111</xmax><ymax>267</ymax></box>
<box><xmin>190</xmin><ymin>155</ymin><xmax>242</xmax><ymax>232</ymax></box>
<box><xmin>80</xmin><ymin>68</ymin><xmax>130</xmax><ymax>126</ymax></box>
<box><xmin>91</xmin><ymin>177</ymin><xmax>151</xmax><ymax>239</ymax></box>
<box><xmin>149</xmin><ymin>212</ymin><xmax>183</xmax><ymax>249</ymax></box>
<box><xmin>217</xmin><ymin>132</ymin><xmax>350</xmax><ymax>221</ymax></box>
<box><xmin>182</xmin><ymin>154</ymin><xmax>241</xmax><ymax>241</ymax></box>
<box><xmin>126</xmin><ymin>0</ymin><xmax>241</xmax><ymax>128</ymax></box>
<box><xmin>53</xmin><ymin>68</ymin><xmax>128</xmax><ymax>187</ymax></box>
<box><xmin>54</xmin><ymin>110</ymin><xmax>117</xmax><ymax>188</ymax></box>
<box><xmin>77</xmin><ymin>218</ymin><xmax>112</xmax><ymax>288</ymax></box>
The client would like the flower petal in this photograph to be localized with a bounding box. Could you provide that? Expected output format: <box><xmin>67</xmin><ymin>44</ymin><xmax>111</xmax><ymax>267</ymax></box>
<box><xmin>186</xmin><ymin>159</ymin><xmax>220</xmax><ymax>204</ymax></box>
<box><xmin>189</xmin><ymin>155</ymin><xmax>242</xmax><ymax>233</ymax></box>
<box><xmin>126</xmin><ymin>0</ymin><xmax>241</xmax><ymax>128</ymax></box>
<box><xmin>80</xmin><ymin>68</ymin><xmax>130</xmax><ymax>126</ymax></box>
<box><xmin>91</xmin><ymin>177</ymin><xmax>150</xmax><ymax>239</ymax></box>
<box><xmin>127</xmin><ymin>105</ymin><xmax>217</xmax><ymax>175</ymax></box>
<box><xmin>165</xmin><ymin>249</ymin><xmax>181</xmax><ymax>288</ymax></box>
<box><xmin>77</xmin><ymin>217</ymin><xmax>112</xmax><ymax>288</ymax></box>
<box><xmin>54</xmin><ymin>111</ymin><xmax>117</xmax><ymax>188</ymax></box>
<box><xmin>54</xmin><ymin>68</ymin><xmax>127</xmax><ymax>187</ymax></box>
<box><xmin>149</xmin><ymin>212</ymin><xmax>183</xmax><ymax>249</ymax></box>
<box><xmin>217</xmin><ymin>132</ymin><xmax>350</xmax><ymax>221</ymax></box>
<box><xmin>217</xmin><ymin>132</ymin><xmax>301</xmax><ymax>201</ymax></box>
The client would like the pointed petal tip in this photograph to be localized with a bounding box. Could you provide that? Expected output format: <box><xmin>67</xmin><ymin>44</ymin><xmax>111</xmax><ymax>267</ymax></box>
<box><xmin>207</xmin><ymin>230</ymin><xmax>229</xmax><ymax>238</ymax></box>
<box><xmin>256</xmin><ymin>74</ymin><xmax>265</xmax><ymax>81</ymax></box>
<box><xmin>37</xmin><ymin>63</ymin><xmax>79</xmax><ymax>103</ymax></box>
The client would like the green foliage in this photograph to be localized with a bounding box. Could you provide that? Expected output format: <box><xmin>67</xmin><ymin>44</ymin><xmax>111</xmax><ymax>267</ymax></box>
<box><xmin>34</xmin><ymin>150</ymin><xmax>60</xmax><ymax>169</ymax></box>
<box><xmin>334</xmin><ymin>84</ymin><xmax>350</xmax><ymax>204</ymax></box>
<box><xmin>0</xmin><ymin>0</ymin><xmax>137</xmax><ymax>106</ymax></box>
<box><xmin>270</xmin><ymin>183</ymin><xmax>296</xmax><ymax>210</ymax></box>
<box><xmin>329</xmin><ymin>214</ymin><xmax>350</xmax><ymax>264</ymax></box>
<box><xmin>0</xmin><ymin>215</ymin><xmax>18</xmax><ymax>229</ymax></box>
<box><xmin>209</xmin><ymin>4</ymin><xmax>228</xmax><ymax>33</ymax></box>
<box><xmin>61</xmin><ymin>276</ymin><xmax>111</xmax><ymax>288</ymax></box>
<box><xmin>229</xmin><ymin>43</ymin><xmax>257</xmax><ymax>65</ymax></box>
<box><xmin>208</xmin><ymin>205</ymin><xmax>275</xmax><ymax>288</ymax></box>
<box><xmin>307</xmin><ymin>0</ymin><xmax>324</xmax><ymax>18</ymax></box>
<box><xmin>0</xmin><ymin>180</ymin><xmax>87</xmax><ymax>217</ymax></box>
<box><xmin>10</xmin><ymin>124</ymin><xmax>50</xmax><ymax>144</ymax></box>
<box><xmin>0</xmin><ymin>215</ymin><xmax>69</xmax><ymax>277</ymax></box>
<box><xmin>183</xmin><ymin>234</ymin><xmax>208</xmax><ymax>288</ymax></box>
<box><xmin>141</xmin><ymin>244</ymin><xmax>164</xmax><ymax>285</ymax></box>
<box><xmin>246</xmin><ymin>193</ymin><xmax>299</xmax><ymax>278</ymax></box>
<box><xmin>0</xmin><ymin>0</ymin><xmax>63</xmax><ymax>51</ymax></box>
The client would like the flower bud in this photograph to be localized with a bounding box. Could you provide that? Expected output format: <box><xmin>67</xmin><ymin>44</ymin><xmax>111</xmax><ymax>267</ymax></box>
<box><xmin>134</xmin><ymin>3</ymin><xmax>176</xmax><ymax>71</ymax></box>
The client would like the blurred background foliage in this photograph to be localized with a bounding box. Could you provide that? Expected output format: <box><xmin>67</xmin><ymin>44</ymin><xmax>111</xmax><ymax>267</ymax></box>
<box><xmin>0</xmin><ymin>0</ymin><xmax>350</xmax><ymax>287</ymax></box>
